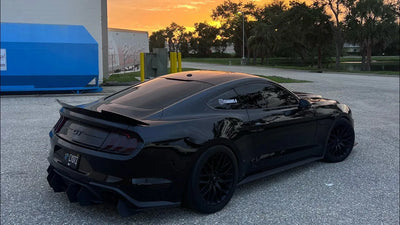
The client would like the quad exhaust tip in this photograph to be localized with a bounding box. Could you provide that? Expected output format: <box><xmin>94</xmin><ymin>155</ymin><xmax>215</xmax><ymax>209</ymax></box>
<box><xmin>47</xmin><ymin>166</ymin><xmax>137</xmax><ymax>216</ymax></box>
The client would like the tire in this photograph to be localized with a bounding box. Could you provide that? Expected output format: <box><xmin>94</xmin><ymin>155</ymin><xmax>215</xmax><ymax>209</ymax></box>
<box><xmin>323</xmin><ymin>118</ymin><xmax>355</xmax><ymax>163</ymax></box>
<box><xmin>185</xmin><ymin>145</ymin><xmax>238</xmax><ymax>214</ymax></box>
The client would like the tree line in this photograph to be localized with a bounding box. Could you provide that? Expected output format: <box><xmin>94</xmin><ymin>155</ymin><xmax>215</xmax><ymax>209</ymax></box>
<box><xmin>149</xmin><ymin>0</ymin><xmax>399</xmax><ymax>71</ymax></box>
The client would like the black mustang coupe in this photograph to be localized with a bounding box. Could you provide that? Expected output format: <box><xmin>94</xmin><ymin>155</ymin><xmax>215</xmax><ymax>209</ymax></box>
<box><xmin>47</xmin><ymin>71</ymin><xmax>355</xmax><ymax>216</ymax></box>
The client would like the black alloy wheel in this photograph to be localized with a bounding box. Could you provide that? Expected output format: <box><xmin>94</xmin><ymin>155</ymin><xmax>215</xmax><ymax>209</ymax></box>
<box><xmin>186</xmin><ymin>145</ymin><xmax>238</xmax><ymax>213</ymax></box>
<box><xmin>324</xmin><ymin>118</ymin><xmax>355</xmax><ymax>162</ymax></box>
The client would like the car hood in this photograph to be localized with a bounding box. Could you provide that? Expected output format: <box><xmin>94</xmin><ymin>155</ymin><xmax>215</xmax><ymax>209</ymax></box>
<box><xmin>294</xmin><ymin>92</ymin><xmax>339</xmax><ymax>106</ymax></box>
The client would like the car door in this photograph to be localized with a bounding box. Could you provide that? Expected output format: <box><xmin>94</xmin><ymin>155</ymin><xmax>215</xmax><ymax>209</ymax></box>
<box><xmin>234</xmin><ymin>82</ymin><xmax>318</xmax><ymax>172</ymax></box>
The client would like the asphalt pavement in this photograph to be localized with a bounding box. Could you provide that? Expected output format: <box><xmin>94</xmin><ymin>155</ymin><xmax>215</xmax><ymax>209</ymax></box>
<box><xmin>1</xmin><ymin>63</ymin><xmax>399</xmax><ymax>224</ymax></box>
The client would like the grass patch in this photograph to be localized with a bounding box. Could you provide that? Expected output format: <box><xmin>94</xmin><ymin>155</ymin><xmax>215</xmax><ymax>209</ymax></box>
<box><xmin>183</xmin><ymin>57</ymin><xmax>399</xmax><ymax>75</ymax></box>
<box><xmin>104</xmin><ymin>68</ymin><xmax>200</xmax><ymax>83</ymax></box>
<box><xmin>184</xmin><ymin>56</ymin><xmax>399</xmax><ymax>64</ymax></box>
<box><xmin>257</xmin><ymin>64</ymin><xmax>399</xmax><ymax>75</ymax></box>
<box><xmin>104</xmin><ymin>71</ymin><xmax>140</xmax><ymax>83</ymax></box>
<box><xmin>184</xmin><ymin>57</ymin><xmax>242</xmax><ymax>65</ymax></box>
<box><xmin>340</xmin><ymin>56</ymin><xmax>399</xmax><ymax>62</ymax></box>
<box><xmin>337</xmin><ymin>70</ymin><xmax>399</xmax><ymax>76</ymax></box>
<box><xmin>104</xmin><ymin>68</ymin><xmax>310</xmax><ymax>84</ymax></box>
<box><xmin>262</xmin><ymin>75</ymin><xmax>310</xmax><ymax>83</ymax></box>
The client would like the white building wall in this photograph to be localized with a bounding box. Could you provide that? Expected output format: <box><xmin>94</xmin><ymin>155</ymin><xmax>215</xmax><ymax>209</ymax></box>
<box><xmin>108</xmin><ymin>28</ymin><xmax>149</xmax><ymax>72</ymax></box>
<box><xmin>0</xmin><ymin>0</ymin><xmax>108</xmax><ymax>82</ymax></box>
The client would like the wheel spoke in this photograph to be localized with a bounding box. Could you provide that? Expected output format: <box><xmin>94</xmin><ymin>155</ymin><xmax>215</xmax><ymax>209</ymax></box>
<box><xmin>219</xmin><ymin>164</ymin><xmax>233</xmax><ymax>174</ymax></box>
<box><xmin>217</xmin><ymin>153</ymin><xmax>225</xmax><ymax>167</ymax></box>
<box><xmin>337</xmin><ymin>128</ymin><xmax>345</xmax><ymax>137</ymax></box>
<box><xmin>341</xmin><ymin>136</ymin><xmax>353</xmax><ymax>141</ymax></box>
<box><xmin>200</xmin><ymin>184</ymin><xmax>210</xmax><ymax>195</ymax></box>
<box><xmin>218</xmin><ymin>177</ymin><xmax>234</xmax><ymax>184</ymax></box>
<box><xmin>200</xmin><ymin>174</ymin><xmax>211</xmax><ymax>178</ymax></box>
<box><xmin>202</xmin><ymin>163</ymin><xmax>213</xmax><ymax>175</ymax></box>
<box><xmin>215</xmin><ymin>182</ymin><xmax>229</xmax><ymax>195</ymax></box>
<box><xmin>197</xmin><ymin>151</ymin><xmax>236</xmax><ymax>205</ymax></box>
<box><xmin>210</xmin><ymin>185</ymin><xmax>217</xmax><ymax>202</ymax></box>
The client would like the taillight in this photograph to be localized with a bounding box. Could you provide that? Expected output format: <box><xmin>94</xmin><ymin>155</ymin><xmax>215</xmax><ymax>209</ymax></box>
<box><xmin>53</xmin><ymin>116</ymin><xmax>67</xmax><ymax>133</ymax></box>
<box><xmin>100</xmin><ymin>132</ymin><xmax>140</xmax><ymax>155</ymax></box>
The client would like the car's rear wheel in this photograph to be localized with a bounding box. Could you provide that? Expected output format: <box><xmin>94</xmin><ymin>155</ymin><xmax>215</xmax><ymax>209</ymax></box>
<box><xmin>185</xmin><ymin>145</ymin><xmax>238</xmax><ymax>213</ymax></box>
<box><xmin>324</xmin><ymin>118</ymin><xmax>355</xmax><ymax>162</ymax></box>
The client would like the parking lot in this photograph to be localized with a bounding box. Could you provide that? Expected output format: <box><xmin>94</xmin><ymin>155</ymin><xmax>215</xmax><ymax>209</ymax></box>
<box><xmin>1</xmin><ymin>64</ymin><xmax>399</xmax><ymax>224</ymax></box>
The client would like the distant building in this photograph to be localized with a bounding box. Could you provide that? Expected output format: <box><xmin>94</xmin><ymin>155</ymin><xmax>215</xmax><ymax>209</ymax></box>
<box><xmin>108</xmin><ymin>28</ymin><xmax>149</xmax><ymax>73</ymax></box>
<box><xmin>343</xmin><ymin>43</ymin><xmax>360</xmax><ymax>55</ymax></box>
<box><xmin>211</xmin><ymin>43</ymin><xmax>235</xmax><ymax>55</ymax></box>
<box><xmin>224</xmin><ymin>43</ymin><xmax>236</xmax><ymax>55</ymax></box>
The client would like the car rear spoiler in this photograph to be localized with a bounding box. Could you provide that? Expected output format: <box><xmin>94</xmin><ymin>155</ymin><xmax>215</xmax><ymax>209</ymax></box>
<box><xmin>56</xmin><ymin>99</ymin><xmax>149</xmax><ymax>126</ymax></box>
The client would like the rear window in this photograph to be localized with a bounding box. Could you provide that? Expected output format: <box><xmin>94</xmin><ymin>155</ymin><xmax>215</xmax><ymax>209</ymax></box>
<box><xmin>104</xmin><ymin>77</ymin><xmax>211</xmax><ymax>109</ymax></box>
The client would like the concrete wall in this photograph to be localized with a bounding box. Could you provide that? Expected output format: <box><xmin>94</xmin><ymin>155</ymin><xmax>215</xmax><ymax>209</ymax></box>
<box><xmin>108</xmin><ymin>28</ymin><xmax>149</xmax><ymax>73</ymax></box>
<box><xmin>0</xmin><ymin>0</ymin><xmax>108</xmax><ymax>82</ymax></box>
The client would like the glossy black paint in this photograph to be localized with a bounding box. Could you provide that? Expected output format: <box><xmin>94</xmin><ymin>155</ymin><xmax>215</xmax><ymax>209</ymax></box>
<box><xmin>47</xmin><ymin>71</ymin><xmax>354</xmax><ymax>214</ymax></box>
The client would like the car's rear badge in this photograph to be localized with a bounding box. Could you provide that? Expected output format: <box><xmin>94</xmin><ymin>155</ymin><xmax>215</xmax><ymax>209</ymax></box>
<box><xmin>72</xmin><ymin>129</ymin><xmax>82</xmax><ymax>136</ymax></box>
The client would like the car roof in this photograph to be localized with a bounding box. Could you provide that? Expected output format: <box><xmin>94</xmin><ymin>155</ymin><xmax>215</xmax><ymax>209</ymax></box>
<box><xmin>89</xmin><ymin>71</ymin><xmax>270</xmax><ymax>120</ymax></box>
<box><xmin>160</xmin><ymin>70</ymin><xmax>258</xmax><ymax>86</ymax></box>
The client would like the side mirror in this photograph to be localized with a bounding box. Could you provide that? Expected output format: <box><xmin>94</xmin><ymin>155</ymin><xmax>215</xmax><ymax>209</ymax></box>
<box><xmin>298</xmin><ymin>99</ymin><xmax>311</xmax><ymax>110</ymax></box>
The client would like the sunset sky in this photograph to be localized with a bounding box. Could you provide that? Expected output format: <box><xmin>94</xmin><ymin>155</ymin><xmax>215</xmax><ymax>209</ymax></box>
<box><xmin>107</xmin><ymin>0</ymin><xmax>296</xmax><ymax>33</ymax></box>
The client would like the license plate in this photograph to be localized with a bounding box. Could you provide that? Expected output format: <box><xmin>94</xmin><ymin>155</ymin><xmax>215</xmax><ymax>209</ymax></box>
<box><xmin>64</xmin><ymin>152</ymin><xmax>80</xmax><ymax>170</ymax></box>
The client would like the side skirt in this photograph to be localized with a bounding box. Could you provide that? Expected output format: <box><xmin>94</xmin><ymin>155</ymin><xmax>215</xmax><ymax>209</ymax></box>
<box><xmin>237</xmin><ymin>156</ymin><xmax>323</xmax><ymax>186</ymax></box>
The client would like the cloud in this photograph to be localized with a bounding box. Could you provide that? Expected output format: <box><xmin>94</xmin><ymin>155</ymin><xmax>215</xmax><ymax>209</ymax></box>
<box><xmin>145</xmin><ymin>7</ymin><xmax>171</xmax><ymax>12</ymax></box>
<box><xmin>175</xmin><ymin>5</ymin><xmax>198</xmax><ymax>10</ymax></box>
<box><xmin>190</xmin><ymin>1</ymin><xmax>206</xmax><ymax>5</ymax></box>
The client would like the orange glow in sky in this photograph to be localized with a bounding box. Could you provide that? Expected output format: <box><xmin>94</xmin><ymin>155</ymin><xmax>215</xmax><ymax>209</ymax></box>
<box><xmin>107</xmin><ymin>0</ymin><xmax>298</xmax><ymax>33</ymax></box>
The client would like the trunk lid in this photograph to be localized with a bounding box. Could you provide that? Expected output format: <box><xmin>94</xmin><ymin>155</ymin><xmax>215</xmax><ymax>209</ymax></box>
<box><xmin>54</xmin><ymin>100</ymin><xmax>143</xmax><ymax>155</ymax></box>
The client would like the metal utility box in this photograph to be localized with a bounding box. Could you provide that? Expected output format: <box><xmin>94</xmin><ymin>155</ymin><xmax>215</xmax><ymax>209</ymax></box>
<box><xmin>0</xmin><ymin>23</ymin><xmax>101</xmax><ymax>93</ymax></box>
<box><xmin>144</xmin><ymin>48</ymin><xmax>168</xmax><ymax>78</ymax></box>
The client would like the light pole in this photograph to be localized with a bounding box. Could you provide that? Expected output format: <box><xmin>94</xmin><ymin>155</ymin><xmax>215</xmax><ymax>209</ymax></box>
<box><xmin>239</xmin><ymin>11</ymin><xmax>246</xmax><ymax>65</ymax></box>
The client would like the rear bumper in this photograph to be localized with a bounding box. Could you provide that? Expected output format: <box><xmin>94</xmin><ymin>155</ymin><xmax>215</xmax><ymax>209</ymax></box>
<box><xmin>47</xmin><ymin>164</ymin><xmax>180</xmax><ymax>215</ymax></box>
<box><xmin>46</xmin><ymin>134</ymin><xmax>195</xmax><ymax>215</ymax></box>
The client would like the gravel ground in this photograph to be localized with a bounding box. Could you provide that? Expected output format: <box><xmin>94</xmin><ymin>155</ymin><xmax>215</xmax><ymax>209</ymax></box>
<box><xmin>1</xmin><ymin>63</ymin><xmax>399</xmax><ymax>224</ymax></box>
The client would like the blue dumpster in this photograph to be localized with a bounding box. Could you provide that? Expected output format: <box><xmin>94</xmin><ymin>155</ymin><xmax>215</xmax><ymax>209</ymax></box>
<box><xmin>0</xmin><ymin>23</ymin><xmax>102</xmax><ymax>93</ymax></box>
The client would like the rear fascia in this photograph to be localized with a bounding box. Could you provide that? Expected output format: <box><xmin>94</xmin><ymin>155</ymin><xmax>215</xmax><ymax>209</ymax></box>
<box><xmin>48</xmin><ymin>109</ymin><xmax>197</xmax><ymax>207</ymax></box>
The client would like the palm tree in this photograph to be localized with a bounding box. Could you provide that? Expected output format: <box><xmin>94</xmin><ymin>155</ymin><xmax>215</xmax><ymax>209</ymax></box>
<box><xmin>249</xmin><ymin>22</ymin><xmax>276</xmax><ymax>65</ymax></box>
<box><xmin>345</xmin><ymin>0</ymin><xmax>397</xmax><ymax>71</ymax></box>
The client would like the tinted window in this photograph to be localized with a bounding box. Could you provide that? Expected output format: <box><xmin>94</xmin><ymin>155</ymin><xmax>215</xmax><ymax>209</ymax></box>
<box><xmin>208</xmin><ymin>89</ymin><xmax>241</xmax><ymax>110</ymax></box>
<box><xmin>261</xmin><ymin>84</ymin><xmax>298</xmax><ymax>108</ymax></box>
<box><xmin>208</xmin><ymin>83</ymin><xmax>298</xmax><ymax>110</ymax></box>
<box><xmin>234</xmin><ymin>84</ymin><xmax>268</xmax><ymax>109</ymax></box>
<box><xmin>208</xmin><ymin>84</ymin><xmax>269</xmax><ymax>110</ymax></box>
<box><xmin>235</xmin><ymin>83</ymin><xmax>298</xmax><ymax>109</ymax></box>
<box><xmin>103</xmin><ymin>77</ymin><xmax>211</xmax><ymax>109</ymax></box>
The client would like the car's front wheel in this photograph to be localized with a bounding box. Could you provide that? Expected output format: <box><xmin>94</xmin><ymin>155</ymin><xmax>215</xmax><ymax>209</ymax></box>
<box><xmin>185</xmin><ymin>145</ymin><xmax>238</xmax><ymax>213</ymax></box>
<box><xmin>324</xmin><ymin>118</ymin><xmax>355</xmax><ymax>162</ymax></box>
